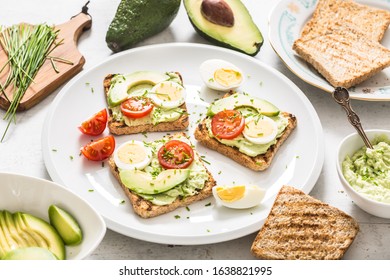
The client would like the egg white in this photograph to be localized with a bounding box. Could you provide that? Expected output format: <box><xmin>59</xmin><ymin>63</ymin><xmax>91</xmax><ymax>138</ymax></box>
<box><xmin>199</xmin><ymin>59</ymin><xmax>244</xmax><ymax>91</ymax></box>
<box><xmin>114</xmin><ymin>140</ymin><xmax>152</xmax><ymax>170</ymax></box>
<box><xmin>243</xmin><ymin>115</ymin><xmax>278</xmax><ymax>145</ymax></box>
<box><xmin>212</xmin><ymin>185</ymin><xmax>266</xmax><ymax>209</ymax></box>
<box><xmin>148</xmin><ymin>81</ymin><xmax>186</xmax><ymax>109</ymax></box>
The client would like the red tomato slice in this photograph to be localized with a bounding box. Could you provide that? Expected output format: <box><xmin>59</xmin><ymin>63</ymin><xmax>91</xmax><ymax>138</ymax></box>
<box><xmin>79</xmin><ymin>109</ymin><xmax>107</xmax><ymax>136</ymax></box>
<box><xmin>120</xmin><ymin>97</ymin><xmax>154</xmax><ymax>118</ymax></box>
<box><xmin>157</xmin><ymin>140</ymin><xmax>194</xmax><ymax>169</ymax></box>
<box><xmin>81</xmin><ymin>135</ymin><xmax>115</xmax><ymax>161</ymax></box>
<box><xmin>211</xmin><ymin>109</ymin><xmax>245</xmax><ymax>140</ymax></box>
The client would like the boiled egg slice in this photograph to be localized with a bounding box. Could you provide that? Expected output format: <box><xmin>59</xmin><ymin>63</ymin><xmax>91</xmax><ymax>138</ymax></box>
<box><xmin>200</xmin><ymin>59</ymin><xmax>244</xmax><ymax>91</ymax></box>
<box><xmin>212</xmin><ymin>185</ymin><xmax>266</xmax><ymax>209</ymax></box>
<box><xmin>243</xmin><ymin>115</ymin><xmax>278</xmax><ymax>145</ymax></box>
<box><xmin>114</xmin><ymin>140</ymin><xmax>152</xmax><ymax>170</ymax></box>
<box><xmin>148</xmin><ymin>81</ymin><xmax>186</xmax><ymax>109</ymax></box>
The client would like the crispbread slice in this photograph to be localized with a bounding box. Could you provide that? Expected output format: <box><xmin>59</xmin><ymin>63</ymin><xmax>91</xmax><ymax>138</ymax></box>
<box><xmin>300</xmin><ymin>0</ymin><xmax>390</xmax><ymax>42</ymax></box>
<box><xmin>108</xmin><ymin>132</ymin><xmax>216</xmax><ymax>218</ymax></box>
<box><xmin>194</xmin><ymin>112</ymin><xmax>297</xmax><ymax>171</ymax></box>
<box><xmin>293</xmin><ymin>26</ymin><xmax>390</xmax><ymax>88</ymax></box>
<box><xmin>104</xmin><ymin>74</ymin><xmax>189</xmax><ymax>135</ymax></box>
<box><xmin>250</xmin><ymin>186</ymin><xmax>359</xmax><ymax>260</ymax></box>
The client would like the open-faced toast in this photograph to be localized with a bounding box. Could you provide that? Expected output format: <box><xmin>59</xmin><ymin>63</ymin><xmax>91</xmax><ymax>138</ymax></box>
<box><xmin>104</xmin><ymin>72</ymin><xmax>189</xmax><ymax>135</ymax></box>
<box><xmin>194</xmin><ymin>92</ymin><xmax>297</xmax><ymax>171</ymax></box>
<box><xmin>108</xmin><ymin>132</ymin><xmax>216</xmax><ymax>218</ymax></box>
<box><xmin>251</xmin><ymin>185</ymin><xmax>359</xmax><ymax>260</ymax></box>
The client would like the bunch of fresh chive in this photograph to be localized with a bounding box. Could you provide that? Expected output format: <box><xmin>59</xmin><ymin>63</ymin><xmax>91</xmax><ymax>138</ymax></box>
<box><xmin>0</xmin><ymin>23</ymin><xmax>64</xmax><ymax>142</ymax></box>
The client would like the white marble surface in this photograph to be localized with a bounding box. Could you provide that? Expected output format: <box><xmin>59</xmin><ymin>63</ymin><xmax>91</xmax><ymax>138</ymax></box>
<box><xmin>1</xmin><ymin>0</ymin><xmax>390</xmax><ymax>260</ymax></box>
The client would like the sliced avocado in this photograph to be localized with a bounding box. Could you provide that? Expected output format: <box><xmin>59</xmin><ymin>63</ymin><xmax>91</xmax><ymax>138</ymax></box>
<box><xmin>119</xmin><ymin>169</ymin><xmax>190</xmax><ymax>195</ymax></box>
<box><xmin>207</xmin><ymin>92</ymin><xmax>280</xmax><ymax>117</ymax></box>
<box><xmin>48</xmin><ymin>205</ymin><xmax>83</xmax><ymax>246</ymax></box>
<box><xmin>0</xmin><ymin>211</ymin><xmax>19</xmax><ymax>251</ymax></box>
<box><xmin>106</xmin><ymin>0</ymin><xmax>181</xmax><ymax>52</ymax></box>
<box><xmin>107</xmin><ymin>71</ymin><xmax>169</xmax><ymax>107</ymax></box>
<box><xmin>12</xmin><ymin>213</ymin><xmax>39</xmax><ymax>248</ymax></box>
<box><xmin>19</xmin><ymin>213</ymin><xmax>65</xmax><ymax>260</ymax></box>
<box><xmin>13</xmin><ymin>212</ymin><xmax>49</xmax><ymax>250</ymax></box>
<box><xmin>2</xmin><ymin>247</ymin><xmax>57</xmax><ymax>260</ymax></box>
<box><xmin>0</xmin><ymin>218</ymin><xmax>11</xmax><ymax>258</ymax></box>
<box><xmin>3</xmin><ymin>210</ymin><xmax>29</xmax><ymax>248</ymax></box>
<box><xmin>184</xmin><ymin>0</ymin><xmax>263</xmax><ymax>56</ymax></box>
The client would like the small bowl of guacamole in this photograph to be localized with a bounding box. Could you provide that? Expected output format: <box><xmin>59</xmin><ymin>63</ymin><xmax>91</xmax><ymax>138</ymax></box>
<box><xmin>336</xmin><ymin>129</ymin><xmax>390</xmax><ymax>218</ymax></box>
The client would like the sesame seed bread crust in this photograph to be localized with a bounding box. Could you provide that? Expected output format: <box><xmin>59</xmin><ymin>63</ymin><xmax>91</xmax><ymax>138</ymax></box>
<box><xmin>250</xmin><ymin>185</ymin><xmax>359</xmax><ymax>260</ymax></box>
<box><xmin>104</xmin><ymin>74</ymin><xmax>189</xmax><ymax>135</ymax></box>
<box><xmin>194</xmin><ymin>112</ymin><xmax>297</xmax><ymax>171</ymax></box>
<box><xmin>108</xmin><ymin>132</ymin><xmax>216</xmax><ymax>219</ymax></box>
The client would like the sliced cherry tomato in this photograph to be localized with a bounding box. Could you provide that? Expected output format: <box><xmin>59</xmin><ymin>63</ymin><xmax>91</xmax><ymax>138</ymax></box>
<box><xmin>211</xmin><ymin>109</ymin><xmax>245</xmax><ymax>140</ymax></box>
<box><xmin>81</xmin><ymin>135</ymin><xmax>115</xmax><ymax>161</ymax></box>
<box><xmin>157</xmin><ymin>140</ymin><xmax>194</xmax><ymax>169</ymax></box>
<box><xmin>79</xmin><ymin>109</ymin><xmax>107</xmax><ymax>136</ymax></box>
<box><xmin>120</xmin><ymin>96</ymin><xmax>154</xmax><ymax>118</ymax></box>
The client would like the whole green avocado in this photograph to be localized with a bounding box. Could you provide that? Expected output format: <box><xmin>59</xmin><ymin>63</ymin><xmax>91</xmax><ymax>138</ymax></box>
<box><xmin>106</xmin><ymin>0</ymin><xmax>181</xmax><ymax>52</ymax></box>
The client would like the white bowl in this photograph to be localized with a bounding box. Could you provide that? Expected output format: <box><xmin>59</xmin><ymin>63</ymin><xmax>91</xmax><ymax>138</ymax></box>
<box><xmin>0</xmin><ymin>172</ymin><xmax>106</xmax><ymax>259</ymax></box>
<box><xmin>336</xmin><ymin>129</ymin><xmax>390</xmax><ymax>218</ymax></box>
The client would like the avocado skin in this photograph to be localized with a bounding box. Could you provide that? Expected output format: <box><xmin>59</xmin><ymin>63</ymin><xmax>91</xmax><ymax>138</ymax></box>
<box><xmin>106</xmin><ymin>0</ymin><xmax>181</xmax><ymax>52</ymax></box>
<box><xmin>183</xmin><ymin>0</ymin><xmax>263</xmax><ymax>56</ymax></box>
<box><xmin>188</xmin><ymin>19</ymin><xmax>263</xmax><ymax>56</ymax></box>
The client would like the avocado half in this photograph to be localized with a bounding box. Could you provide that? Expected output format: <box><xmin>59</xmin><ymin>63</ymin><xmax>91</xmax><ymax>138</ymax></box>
<box><xmin>184</xmin><ymin>0</ymin><xmax>263</xmax><ymax>56</ymax></box>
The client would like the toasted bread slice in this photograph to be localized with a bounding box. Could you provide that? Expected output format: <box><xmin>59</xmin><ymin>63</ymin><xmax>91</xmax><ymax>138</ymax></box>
<box><xmin>104</xmin><ymin>74</ymin><xmax>189</xmax><ymax>135</ymax></box>
<box><xmin>300</xmin><ymin>0</ymin><xmax>390</xmax><ymax>42</ymax></box>
<box><xmin>251</xmin><ymin>185</ymin><xmax>359</xmax><ymax>260</ymax></box>
<box><xmin>194</xmin><ymin>112</ymin><xmax>297</xmax><ymax>171</ymax></box>
<box><xmin>108</xmin><ymin>132</ymin><xmax>216</xmax><ymax>218</ymax></box>
<box><xmin>293</xmin><ymin>26</ymin><xmax>390</xmax><ymax>88</ymax></box>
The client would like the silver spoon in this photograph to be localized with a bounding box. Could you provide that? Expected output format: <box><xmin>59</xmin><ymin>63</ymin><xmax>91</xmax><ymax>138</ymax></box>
<box><xmin>332</xmin><ymin>87</ymin><xmax>373</xmax><ymax>149</ymax></box>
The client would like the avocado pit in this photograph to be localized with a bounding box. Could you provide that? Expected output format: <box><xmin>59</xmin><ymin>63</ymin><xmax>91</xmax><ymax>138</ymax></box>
<box><xmin>201</xmin><ymin>0</ymin><xmax>234</xmax><ymax>27</ymax></box>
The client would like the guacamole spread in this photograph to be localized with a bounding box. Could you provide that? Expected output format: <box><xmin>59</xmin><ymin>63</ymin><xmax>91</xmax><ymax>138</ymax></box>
<box><xmin>342</xmin><ymin>137</ymin><xmax>390</xmax><ymax>203</ymax></box>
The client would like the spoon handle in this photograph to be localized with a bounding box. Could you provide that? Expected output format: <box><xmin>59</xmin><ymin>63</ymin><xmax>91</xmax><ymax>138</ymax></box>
<box><xmin>332</xmin><ymin>88</ymin><xmax>373</xmax><ymax>149</ymax></box>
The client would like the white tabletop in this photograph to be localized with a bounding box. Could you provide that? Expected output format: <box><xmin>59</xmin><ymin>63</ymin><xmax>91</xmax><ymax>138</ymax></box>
<box><xmin>1</xmin><ymin>0</ymin><xmax>389</xmax><ymax>260</ymax></box>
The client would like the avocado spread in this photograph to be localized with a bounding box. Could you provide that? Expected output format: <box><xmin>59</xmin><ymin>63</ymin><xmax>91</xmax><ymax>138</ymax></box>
<box><xmin>206</xmin><ymin>107</ymin><xmax>289</xmax><ymax>157</ymax></box>
<box><xmin>342</xmin><ymin>137</ymin><xmax>390</xmax><ymax>203</ymax></box>
<box><xmin>120</xmin><ymin>135</ymin><xmax>209</xmax><ymax>206</ymax></box>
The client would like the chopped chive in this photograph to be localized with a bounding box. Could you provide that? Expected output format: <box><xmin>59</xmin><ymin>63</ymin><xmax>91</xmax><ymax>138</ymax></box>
<box><xmin>174</xmin><ymin>215</ymin><xmax>181</xmax><ymax>219</ymax></box>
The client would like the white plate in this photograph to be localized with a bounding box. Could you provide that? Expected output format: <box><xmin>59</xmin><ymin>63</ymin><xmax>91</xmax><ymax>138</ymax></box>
<box><xmin>0</xmin><ymin>172</ymin><xmax>106</xmax><ymax>259</ymax></box>
<box><xmin>42</xmin><ymin>43</ymin><xmax>324</xmax><ymax>245</ymax></box>
<box><xmin>269</xmin><ymin>0</ymin><xmax>390</xmax><ymax>101</ymax></box>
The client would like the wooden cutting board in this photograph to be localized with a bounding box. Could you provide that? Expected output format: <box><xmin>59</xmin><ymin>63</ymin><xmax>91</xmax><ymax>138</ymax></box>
<box><xmin>0</xmin><ymin>5</ymin><xmax>92</xmax><ymax>111</ymax></box>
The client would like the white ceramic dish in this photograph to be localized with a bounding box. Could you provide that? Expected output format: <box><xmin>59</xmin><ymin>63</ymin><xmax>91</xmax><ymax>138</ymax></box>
<box><xmin>42</xmin><ymin>43</ymin><xmax>324</xmax><ymax>245</ymax></box>
<box><xmin>268</xmin><ymin>0</ymin><xmax>390</xmax><ymax>101</ymax></box>
<box><xmin>336</xmin><ymin>129</ymin><xmax>390</xmax><ymax>218</ymax></box>
<box><xmin>0</xmin><ymin>172</ymin><xmax>106</xmax><ymax>259</ymax></box>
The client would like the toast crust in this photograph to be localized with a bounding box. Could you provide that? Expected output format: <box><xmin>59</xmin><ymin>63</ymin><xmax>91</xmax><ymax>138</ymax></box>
<box><xmin>108</xmin><ymin>132</ymin><xmax>216</xmax><ymax>218</ymax></box>
<box><xmin>194</xmin><ymin>112</ymin><xmax>297</xmax><ymax>171</ymax></box>
<box><xmin>250</xmin><ymin>185</ymin><xmax>359</xmax><ymax>260</ymax></box>
<box><xmin>104</xmin><ymin>74</ymin><xmax>189</xmax><ymax>135</ymax></box>
<box><xmin>293</xmin><ymin>26</ymin><xmax>390</xmax><ymax>88</ymax></box>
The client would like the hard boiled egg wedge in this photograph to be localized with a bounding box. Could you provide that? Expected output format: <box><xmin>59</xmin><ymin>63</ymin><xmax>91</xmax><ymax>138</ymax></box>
<box><xmin>212</xmin><ymin>185</ymin><xmax>266</xmax><ymax>209</ymax></box>
<box><xmin>149</xmin><ymin>81</ymin><xmax>186</xmax><ymax>109</ymax></box>
<box><xmin>114</xmin><ymin>140</ymin><xmax>152</xmax><ymax>170</ymax></box>
<box><xmin>243</xmin><ymin>115</ymin><xmax>278</xmax><ymax>145</ymax></box>
<box><xmin>200</xmin><ymin>59</ymin><xmax>244</xmax><ymax>91</ymax></box>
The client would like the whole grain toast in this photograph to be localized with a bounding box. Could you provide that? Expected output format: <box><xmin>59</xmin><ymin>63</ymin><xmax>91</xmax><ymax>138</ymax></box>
<box><xmin>293</xmin><ymin>26</ymin><xmax>390</xmax><ymax>88</ymax></box>
<box><xmin>108</xmin><ymin>132</ymin><xmax>216</xmax><ymax>218</ymax></box>
<box><xmin>300</xmin><ymin>0</ymin><xmax>390</xmax><ymax>42</ymax></box>
<box><xmin>104</xmin><ymin>74</ymin><xmax>189</xmax><ymax>135</ymax></box>
<box><xmin>194</xmin><ymin>112</ymin><xmax>297</xmax><ymax>171</ymax></box>
<box><xmin>250</xmin><ymin>185</ymin><xmax>359</xmax><ymax>260</ymax></box>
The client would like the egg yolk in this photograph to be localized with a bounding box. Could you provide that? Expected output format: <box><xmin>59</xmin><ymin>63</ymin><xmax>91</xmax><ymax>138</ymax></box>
<box><xmin>216</xmin><ymin>185</ymin><xmax>245</xmax><ymax>202</ymax></box>
<box><xmin>244</xmin><ymin>118</ymin><xmax>274</xmax><ymax>138</ymax></box>
<box><xmin>117</xmin><ymin>143</ymin><xmax>146</xmax><ymax>164</ymax></box>
<box><xmin>214</xmin><ymin>68</ymin><xmax>242</xmax><ymax>87</ymax></box>
<box><xmin>153</xmin><ymin>82</ymin><xmax>183</xmax><ymax>102</ymax></box>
